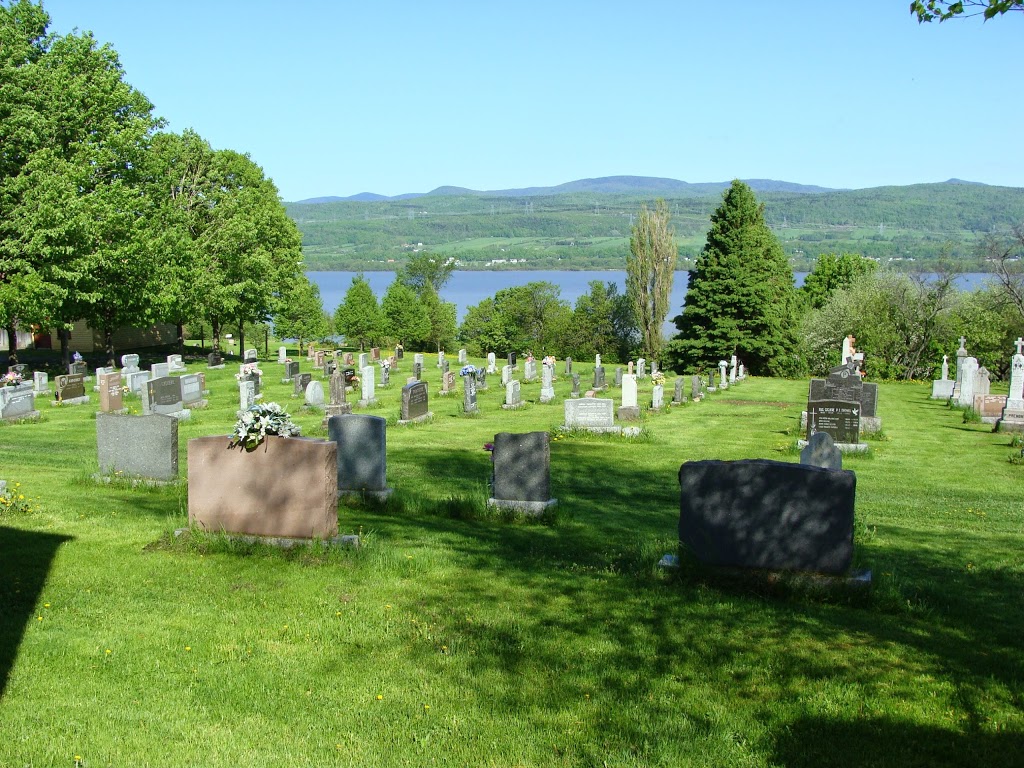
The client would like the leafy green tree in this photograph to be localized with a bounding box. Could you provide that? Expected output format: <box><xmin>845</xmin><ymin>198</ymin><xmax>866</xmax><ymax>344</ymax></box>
<box><xmin>418</xmin><ymin>283</ymin><xmax>457</xmax><ymax>352</ymax></box>
<box><xmin>801</xmin><ymin>271</ymin><xmax>958</xmax><ymax>380</ymax></box>
<box><xmin>801</xmin><ymin>253</ymin><xmax>878</xmax><ymax>309</ymax></box>
<box><xmin>948</xmin><ymin>285</ymin><xmax>1024</xmax><ymax>379</ymax></box>
<box><xmin>273</xmin><ymin>275</ymin><xmax>331</xmax><ymax>354</ymax></box>
<box><xmin>334</xmin><ymin>273</ymin><xmax>382</xmax><ymax>350</ymax></box>
<box><xmin>381</xmin><ymin>279</ymin><xmax>429</xmax><ymax>347</ymax></box>
<box><xmin>565</xmin><ymin>280</ymin><xmax>637</xmax><ymax>361</ymax></box>
<box><xmin>458</xmin><ymin>297</ymin><xmax>511</xmax><ymax>356</ymax></box>
<box><xmin>626</xmin><ymin>199</ymin><xmax>677</xmax><ymax>361</ymax></box>
<box><xmin>400</xmin><ymin>252</ymin><xmax>456</xmax><ymax>295</ymax></box>
<box><xmin>666</xmin><ymin>180</ymin><xmax>799</xmax><ymax>376</ymax></box>
<box><xmin>911</xmin><ymin>1</ymin><xmax>1022</xmax><ymax>23</ymax></box>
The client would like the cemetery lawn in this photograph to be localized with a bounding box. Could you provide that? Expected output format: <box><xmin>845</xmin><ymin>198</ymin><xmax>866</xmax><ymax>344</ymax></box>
<box><xmin>1</xmin><ymin>355</ymin><xmax>1022</xmax><ymax>767</ymax></box>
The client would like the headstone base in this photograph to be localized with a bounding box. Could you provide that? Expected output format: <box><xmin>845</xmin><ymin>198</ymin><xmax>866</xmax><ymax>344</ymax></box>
<box><xmin>796</xmin><ymin>439</ymin><xmax>868</xmax><ymax>454</ymax></box>
<box><xmin>207</xmin><ymin>364</ymin><xmax>226</xmax><ymax>370</ymax></box>
<box><xmin>93</xmin><ymin>472</ymin><xmax>173</xmax><ymax>487</ymax></box>
<box><xmin>175</xmin><ymin>528</ymin><xmax>360</xmax><ymax>549</ymax></box>
<box><xmin>617</xmin><ymin>406</ymin><xmax>641</xmax><ymax>421</ymax></box>
<box><xmin>397</xmin><ymin>412</ymin><xmax>433</xmax><ymax>426</ymax></box>
<box><xmin>96</xmin><ymin>408</ymin><xmax>130</xmax><ymax>416</ymax></box>
<box><xmin>1</xmin><ymin>409</ymin><xmax>40</xmax><ymax>423</ymax></box>
<box><xmin>487</xmin><ymin>498</ymin><xmax>558</xmax><ymax>516</ymax></box>
<box><xmin>560</xmin><ymin>423</ymin><xmax>622</xmax><ymax>434</ymax></box>
<box><xmin>281</xmin><ymin>377</ymin><xmax>293</xmax><ymax>384</ymax></box>
<box><xmin>437</xmin><ymin>390</ymin><xmax>455</xmax><ymax>397</ymax></box>
<box><xmin>996</xmin><ymin>413</ymin><xmax>1024</xmax><ymax>432</ymax></box>
<box><xmin>501</xmin><ymin>403</ymin><xmax>528</xmax><ymax>410</ymax></box>
<box><xmin>185</xmin><ymin>399</ymin><xmax>209</xmax><ymax>410</ymax></box>
<box><xmin>338</xmin><ymin>488</ymin><xmax>393</xmax><ymax>501</ymax></box>
<box><xmin>540</xmin><ymin>392</ymin><xmax>555</xmax><ymax>403</ymax></box>
<box><xmin>164</xmin><ymin>409</ymin><xmax>192</xmax><ymax>421</ymax></box>
<box><xmin>671</xmin><ymin>398</ymin><xmax>687</xmax><ymax>406</ymax></box>
<box><xmin>52</xmin><ymin>396</ymin><xmax>90</xmax><ymax>406</ymax></box>
<box><xmin>707</xmin><ymin>386</ymin><xmax>717</xmax><ymax>393</ymax></box>
<box><xmin>357</xmin><ymin>398</ymin><xmax>378</xmax><ymax>408</ymax></box>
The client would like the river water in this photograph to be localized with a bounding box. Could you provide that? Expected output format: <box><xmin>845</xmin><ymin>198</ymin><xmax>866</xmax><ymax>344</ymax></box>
<box><xmin>308</xmin><ymin>270</ymin><xmax>994</xmax><ymax>330</ymax></box>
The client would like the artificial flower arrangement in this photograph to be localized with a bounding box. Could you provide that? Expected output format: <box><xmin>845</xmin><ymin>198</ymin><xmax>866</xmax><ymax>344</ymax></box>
<box><xmin>460</xmin><ymin>364</ymin><xmax>477</xmax><ymax>377</ymax></box>
<box><xmin>2</xmin><ymin>371</ymin><xmax>24</xmax><ymax>387</ymax></box>
<box><xmin>228</xmin><ymin>402</ymin><xmax>301</xmax><ymax>452</ymax></box>
<box><xmin>651</xmin><ymin>371</ymin><xmax>666</xmax><ymax>387</ymax></box>
<box><xmin>235</xmin><ymin>362</ymin><xmax>263</xmax><ymax>380</ymax></box>
<box><xmin>72</xmin><ymin>351</ymin><xmax>83</xmax><ymax>363</ymax></box>
<box><xmin>380</xmin><ymin>358</ymin><xmax>391</xmax><ymax>370</ymax></box>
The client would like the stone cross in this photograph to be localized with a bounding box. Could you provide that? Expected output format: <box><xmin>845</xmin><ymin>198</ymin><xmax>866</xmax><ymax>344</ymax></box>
<box><xmin>1016</xmin><ymin>337</ymin><xmax>1024</xmax><ymax>355</ymax></box>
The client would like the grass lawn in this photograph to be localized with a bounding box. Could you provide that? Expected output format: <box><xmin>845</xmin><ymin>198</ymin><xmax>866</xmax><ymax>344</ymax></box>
<box><xmin>0</xmin><ymin>351</ymin><xmax>1022</xmax><ymax>767</ymax></box>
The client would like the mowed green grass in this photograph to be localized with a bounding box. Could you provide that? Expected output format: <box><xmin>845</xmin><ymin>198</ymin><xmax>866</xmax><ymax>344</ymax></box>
<box><xmin>0</xmin><ymin>354</ymin><xmax>1022</xmax><ymax>767</ymax></box>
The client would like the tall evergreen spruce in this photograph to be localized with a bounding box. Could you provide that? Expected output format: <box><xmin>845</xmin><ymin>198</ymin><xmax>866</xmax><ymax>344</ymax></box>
<box><xmin>666</xmin><ymin>180</ymin><xmax>798</xmax><ymax>376</ymax></box>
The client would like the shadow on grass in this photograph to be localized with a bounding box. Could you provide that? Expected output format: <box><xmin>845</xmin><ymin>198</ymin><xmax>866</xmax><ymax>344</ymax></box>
<box><xmin>772</xmin><ymin>715</ymin><xmax>1024</xmax><ymax>768</ymax></box>
<box><xmin>0</xmin><ymin>526</ymin><xmax>72</xmax><ymax>699</ymax></box>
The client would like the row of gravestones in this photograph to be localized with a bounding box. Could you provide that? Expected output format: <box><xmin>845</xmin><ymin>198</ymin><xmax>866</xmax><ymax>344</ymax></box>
<box><xmin>931</xmin><ymin>336</ymin><xmax>1024</xmax><ymax>430</ymax></box>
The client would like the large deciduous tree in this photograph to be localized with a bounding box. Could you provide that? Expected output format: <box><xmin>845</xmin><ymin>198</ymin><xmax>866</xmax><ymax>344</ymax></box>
<box><xmin>801</xmin><ymin>252</ymin><xmax>878</xmax><ymax>309</ymax></box>
<box><xmin>272</xmin><ymin>275</ymin><xmax>331</xmax><ymax>354</ymax></box>
<box><xmin>665</xmin><ymin>180</ymin><xmax>798</xmax><ymax>376</ymax></box>
<box><xmin>626</xmin><ymin>199</ymin><xmax>676</xmax><ymax>362</ymax></box>
<box><xmin>911</xmin><ymin>1</ymin><xmax>1023</xmax><ymax>23</ymax></box>
<box><xmin>334</xmin><ymin>274</ymin><xmax>382</xmax><ymax>350</ymax></box>
<box><xmin>381</xmin><ymin>279</ymin><xmax>429</xmax><ymax>347</ymax></box>
<box><xmin>564</xmin><ymin>280</ymin><xmax>637</xmax><ymax>361</ymax></box>
<box><xmin>400</xmin><ymin>252</ymin><xmax>456</xmax><ymax>295</ymax></box>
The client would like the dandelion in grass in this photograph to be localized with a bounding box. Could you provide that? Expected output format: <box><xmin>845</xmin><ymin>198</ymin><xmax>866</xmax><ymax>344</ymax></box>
<box><xmin>376</xmin><ymin>695</ymin><xmax>383</xmax><ymax>700</ymax></box>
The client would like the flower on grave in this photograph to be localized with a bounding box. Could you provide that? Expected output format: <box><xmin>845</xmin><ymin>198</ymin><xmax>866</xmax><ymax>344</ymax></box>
<box><xmin>651</xmin><ymin>371</ymin><xmax>666</xmax><ymax>387</ymax></box>
<box><xmin>460</xmin><ymin>364</ymin><xmax>477</xmax><ymax>377</ymax></box>
<box><xmin>228</xmin><ymin>402</ymin><xmax>301</xmax><ymax>452</ymax></box>
<box><xmin>1</xmin><ymin>371</ymin><xmax>23</xmax><ymax>387</ymax></box>
<box><xmin>482</xmin><ymin>443</ymin><xmax>494</xmax><ymax>452</ymax></box>
<box><xmin>235</xmin><ymin>362</ymin><xmax>263</xmax><ymax>380</ymax></box>
<box><xmin>380</xmin><ymin>358</ymin><xmax>391</xmax><ymax>370</ymax></box>
<box><xmin>543</xmin><ymin>355</ymin><xmax>556</xmax><ymax>366</ymax></box>
<box><xmin>72</xmin><ymin>351</ymin><xmax>83</xmax><ymax>362</ymax></box>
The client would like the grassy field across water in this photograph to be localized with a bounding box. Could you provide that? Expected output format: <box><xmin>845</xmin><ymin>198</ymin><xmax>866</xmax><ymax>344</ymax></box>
<box><xmin>0</xmin><ymin>351</ymin><xmax>1021</xmax><ymax>767</ymax></box>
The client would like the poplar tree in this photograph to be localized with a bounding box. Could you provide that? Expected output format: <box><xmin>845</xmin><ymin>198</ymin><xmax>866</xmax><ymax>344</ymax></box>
<box><xmin>665</xmin><ymin>180</ymin><xmax>798</xmax><ymax>376</ymax></box>
<box><xmin>626</xmin><ymin>199</ymin><xmax>677</xmax><ymax>362</ymax></box>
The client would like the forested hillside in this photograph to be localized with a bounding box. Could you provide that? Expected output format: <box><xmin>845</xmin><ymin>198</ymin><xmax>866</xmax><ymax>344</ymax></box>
<box><xmin>287</xmin><ymin>181</ymin><xmax>1024</xmax><ymax>271</ymax></box>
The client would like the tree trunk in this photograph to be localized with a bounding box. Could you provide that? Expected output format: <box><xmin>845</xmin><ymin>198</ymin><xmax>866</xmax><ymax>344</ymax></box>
<box><xmin>58</xmin><ymin>327</ymin><xmax>71</xmax><ymax>368</ymax></box>
<box><xmin>4</xmin><ymin>322</ymin><xmax>17</xmax><ymax>364</ymax></box>
<box><xmin>176</xmin><ymin>322</ymin><xmax>185</xmax><ymax>355</ymax></box>
<box><xmin>104</xmin><ymin>327</ymin><xmax>115</xmax><ymax>369</ymax></box>
<box><xmin>238</xmin><ymin>318</ymin><xmax>245</xmax><ymax>360</ymax></box>
<box><xmin>211</xmin><ymin>317</ymin><xmax>221</xmax><ymax>353</ymax></box>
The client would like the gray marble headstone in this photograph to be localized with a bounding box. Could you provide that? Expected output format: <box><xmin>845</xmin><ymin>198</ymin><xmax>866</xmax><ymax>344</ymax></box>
<box><xmin>800</xmin><ymin>431</ymin><xmax>842</xmax><ymax>470</ymax></box>
<box><xmin>328</xmin><ymin>413</ymin><xmax>389</xmax><ymax>494</ymax></box>
<box><xmin>489</xmin><ymin>431</ymin><xmax>554</xmax><ymax>511</ymax></box>
<box><xmin>294</xmin><ymin>372</ymin><xmax>312</xmax><ymax>397</ymax></box>
<box><xmin>96</xmin><ymin>413</ymin><xmax>178</xmax><ymax>481</ymax></box>
<box><xmin>463</xmin><ymin>374</ymin><xmax>478</xmax><ymax>413</ymax></box>
<box><xmin>305</xmin><ymin>380</ymin><xmax>325</xmax><ymax>407</ymax></box>
<box><xmin>563</xmin><ymin>398</ymin><xmax>616</xmax><ymax>432</ymax></box>
<box><xmin>401</xmin><ymin>381</ymin><xmax>429</xmax><ymax>421</ymax></box>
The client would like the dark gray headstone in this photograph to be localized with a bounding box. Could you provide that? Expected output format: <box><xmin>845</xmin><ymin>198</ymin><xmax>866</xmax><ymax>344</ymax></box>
<box><xmin>96</xmin><ymin>413</ymin><xmax>178</xmax><ymax>481</ymax></box>
<box><xmin>571</xmin><ymin>373</ymin><xmax>581</xmax><ymax>397</ymax></box>
<box><xmin>565</xmin><ymin>358</ymin><xmax>572</xmax><ymax>375</ymax></box>
<box><xmin>679</xmin><ymin>459</ymin><xmax>856</xmax><ymax>574</ymax></box>
<box><xmin>860</xmin><ymin>383</ymin><xmax>878</xmax><ymax>418</ymax></box>
<box><xmin>614</xmin><ymin>367</ymin><xmax>623</xmax><ymax>387</ymax></box>
<box><xmin>413</xmin><ymin>362</ymin><xmax>422</xmax><ymax>380</ymax></box>
<box><xmin>492</xmin><ymin>431</ymin><xmax>551</xmax><ymax>503</ymax></box>
<box><xmin>69</xmin><ymin>361</ymin><xmax>87</xmax><ymax>376</ymax></box>
<box><xmin>674</xmin><ymin>378</ymin><xmax>685</xmax><ymax>403</ymax></box>
<box><xmin>401</xmin><ymin>381</ymin><xmax>429</xmax><ymax>421</ymax></box>
<box><xmin>807</xmin><ymin>399</ymin><xmax>860</xmax><ymax>444</ymax></box>
<box><xmin>691</xmin><ymin>375</ymin><xmax>702</xmax><ymax>400</ymax></box>
<box><xmin>285</xmin><ymin>361</ymin><xmax>300</xmax><ymax>379</ymax></box>
<box><xmin>147</xmin><ymin>376</ymin><xmax>183</xmax><ymax>414</ymax></box>
<box><xmin>328</xmin><ymin>413</ymin><xmax>387</xmax><ymax>492</ymax></box>
<box><xmin>800</xmin><ymin>432</ymin><xmax>842</xmax><ymax>470</ymax></box>
<box><xmin>207</xmin><ymin>352</ymin><xmax>223</xmax><ymax>367</ymax></box>
<box><xmin>823</xmin><ymin>363</ymin><xmax>863</xmax><ymax>403</ymax></box>
<box><xmin>593</xmin><ymin>365</ymin><xmax>606</xmax><ymax>389</ymax></box>
<box><xmin>343</xmin><ymin>367</ymin><xmax>356</xmax><ymax>384</ymax></box>
<box><xmin>463</xmin><ymin>375</ymin><xmax>478</xmax><ymax>412</ymax></box>
<box><xmin>294</xmin><ymin>372</ymin><xmax>312</xmax><ymax>396</ymax></box>
<box><xmin>55</xmin><ymin>373</ymin><xmax>86</xmax><ymax>400</ymax></box>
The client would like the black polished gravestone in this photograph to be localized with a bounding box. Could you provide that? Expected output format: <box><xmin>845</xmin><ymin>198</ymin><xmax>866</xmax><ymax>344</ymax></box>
<box><xmin>810</xmin><ymin>362</ymin><xmax>862</xmax><ymax>404</ymax></box>
<box><xmin>806</xmin><ymin>400</ymin><xmax>860</xmax><ymax>444</ymax></box>
<box><xmin>207</xmin><ymin>352</ymin><xmax>223</xmax><ymax>367</ymax></box>
<box><xmin>293</xmin><ymin>372</ymin><xmax>312</xmax><ymax>397</ymax></box>
<box><xmin>54</xmin><ymin>373</ymin><xmax>86</xmax><ymax>401</ymax></box>
<box><xmin>400</xmin><ymin>381</ymin><xmax>430</xmax><ymax>421</ymax></box>
<box><xmin>342</xmin><ymin>367</ymin><xmax>357</xmax><ymax>384</ymax></box>
<box><xmin>679</xmin><ymin>459</ymin><xmax>856</xmax><ymax>574</ymax></box>
<box><xmin>284</xmin><ymin>361</ymin><xmax>300</xmax><ymax>379</ymax></box>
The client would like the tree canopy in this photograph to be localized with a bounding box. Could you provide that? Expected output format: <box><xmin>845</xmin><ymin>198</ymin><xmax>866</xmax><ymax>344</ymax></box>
<box><xmin>911</xmin><ymin>1</ymin><xmax>1023</xmax><ymax>23</ymax></box>
<box><xmin>626</xmin><ymin>199</ymin><xmax>677</xmax><ymax>362</ymax></box>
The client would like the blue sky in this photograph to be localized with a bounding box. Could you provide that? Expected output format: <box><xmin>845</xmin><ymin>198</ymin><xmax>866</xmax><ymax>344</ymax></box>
<box><xmin>41</xmin><ymin>0</ymin><xmax>1023</xmax><ymax>201</ymax></box>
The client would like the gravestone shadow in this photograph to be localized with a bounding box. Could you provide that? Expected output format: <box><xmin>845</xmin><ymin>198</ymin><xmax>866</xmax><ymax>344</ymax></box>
<box><xmin>0</xmin><ymin>526</ymin><xmax>72</xmax><ymax>699</ymax></box>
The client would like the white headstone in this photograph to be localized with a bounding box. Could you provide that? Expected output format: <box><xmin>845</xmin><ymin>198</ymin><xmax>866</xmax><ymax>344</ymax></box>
<box><xmin>361</xmin><ymin>364</ymin><xmax>376</xmax><ymax>404</ymax></box>
<box><xmin>305</xmin><ymin>380</ymin><xmax>325</xmax><ymax>407</ymax></box>
<box><xmin>487</xmin><ymin>352</ymin><xmax>497</xmax><ymax>374</ymax></box>
<box><xmin>278</xmin><ymin>346</ymin><xmax>287</xmax><ymax>363</ymax></box>
<box><xmin>957</xmin><ymin>357</ymin><xmax>979</xmax><ymax>407</ymax></box>
<box><xmin>239</xmin><ymin>380</ymin><xmax>256</xmax><ymax>411</ymax></box>
<box><xmin>621</xmin><ymin>374</ymin><xmax>638</xmax><ymax>408</ymax></box>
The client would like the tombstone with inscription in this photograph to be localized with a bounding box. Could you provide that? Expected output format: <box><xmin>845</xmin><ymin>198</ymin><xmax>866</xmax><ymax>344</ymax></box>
<box><xmin>322</xmin><ymin>371</ymin><xmax>353</xmax><ymax>426</ymax></box>
<box><xmin>672</xmin><ymin>378</ymin><xmax>685</xmax><ymax>405</ymax></box>
<box><xmin>0</xmin><ymin>383</ymin><xmax>38</xmax><ymax>421</ymax></box>
<box><xmin>931</xmin><ymin>354</ymin><xmax>954</xmax><ymax>399</ymax></box>
<box><xmin>503</xmin><ymin>379</ymin><xmax>524</xmax><ymax>410</ymax></box>
<box><xmin>614</xmin><ymin>367</ymin><xmax>623</xmax><ymax>387</ymax></box>
<box><xmin>691</xmin><ymin>375</ymin><xmax>703</xmax><ymax>401</ymax></box>
<box><xmin>463</xmin><ymin>371</ymin><xmax>479</xmax><ymax>414</ymax></box>
<box><xmin>563</xmin><ymin>397</ymin><xmax>619</xmax><ymax>433</ymax></box>
<box><xmin>487</xmin><ymin>352</ymin><xmax>497</xmax><ymax>374</ymax></box>
<box><xmin>619</xmin><ymin>374</ymin><xmax>640</xmax><ymax>421</ymax></box>
<box><xmin>33</xmin><ymin>371</ymin><xmax>50</xmax><ymax>395</ymax></box>
<box><xmin>371</xmin><ymin>347</ymin><xmax>381</xmax><ymax>362</ymax></box>
<box><xmin>501</xmin><ymin>365</ymin><xmax>513</xmax><ymax>386</ymax></box>
<box><xmin>328</xmin><ymin>413</ymin><xmax>392</xmax><ymax>498</ymax></box>
<box><xmin>487</xmin><ymin>431</ymin><xmax>557</xmax><ymax>515</ymax></box>
<box><xmin>359</xmin><ymin>365</ymin><xmax>377</xmax><ymax>407</ymax></box>
<box><xmin>278</xmin><ymin>346</ymin><xmax>288</xmax><ymax>364</ymax></box>
<box><xmin>718</xmin><ymin>361</ymin><xmax>729</xmax><ymax>390</ymax></box>
<box><xmin>957</xmin><ymin>357</ymin><xmax>979</xmax><ymax>408</ymax></box>
<box><xmin>98</xmin><ymin>370</ymin><xmax>124</xmax><ymax>413</ymax></box>
<box><xmin>207</xmin><ymin>351</ymin><xmax>224</xmax><ymax>369</ymax></box>
<box><xmin>413</xmin><ymin>361</ymin><xmax>423</xmax><ymax>380</ymax></box>
<box><xmin>399</xmin><ymin>381</ymin><xmax>431</xmax><ymax>424</ymax></box>
<box><xmin>440</xmin><ymin>370</ymin><xmax>456</xmax><ymax>395</ymax></box>
<box><xmin>806</xmin><ymin>400</ymin><xmax>862</xmax><ymax>447</ymax></box>
<box><xmin>998</xmin><ymin>338</ymin><xmax>1024</xmax><ymax>431</ymax></box>
<box><xmin>151</xmin><ymin>362</ymin><xmax>170</xmax><ymax>380</ymax></box>
<box><xmin>167</xmin><ymin>354</ymin><xmax>186</xmax><ymax>373</ymax></box>
<box><xmin>524</xmin><ymin>359</ymin><xmax>537</xmax><ymax>382</ymax></box>
<box><xmin>121</xmin><ymin>354</ymin><xmax>140</xmax><ymax>373</ymax></box>
<box><xmin>475</xmin><ymin>367</ymin><xmax>487</xmax><ymax>390</ymax></box>
<box><xmin>380</xmin><ymin>362</ymin><xmax>391</xmax><ymax>388</ymax></box>
<box><xmin>571</xmin><ymin>373</ymin><xmax>581</xmax><ymax>398</ymax></box>
<box><xmin>283</xmin><ymin>360</ymin><xmax>300</xmax><ymax>383</ymax></box>
<box><xmin>652</xmin><ymin>384</ymin><xmax>664</xmax><ymax>411</ymax></box>
<box><xmin>146</xmin><ymin>376</ymin><xmax>189</xmax><ymax>419</ymax></box>
<box><xmin>508</xmin><ymin>352</ymin><xmax>518</xmax><ymax>369</ymax></box>
<box><xmin>357</xmin><ymin>352</ymin><xmax>368</xmax><ymax>370</ymax></box>
<box><xmin>69</xmin><ymin>360</ymin><xmax>88</xmax><ymax>377</ymax></box>
<box><xmin>293</xmin><ymin>372</ymin><xmax>312</xmax><ymax>397</ymax></box>
<box><xmin>593</xmin><ymin>365</ymin><xmax>606</xmax><ymax>391</ymax></box>
<box><xmin>437</xmin><ymin>351</ymin><xmax>445</xmax><ymax>369</ymax></box>
<box><xmin>395</xmin><ymin>345</ymin><xmax>404</xmax><ymax>360</ymax></box>
<box><xmin>540</xmin><ymin>364</ymin><xmax>555</xmax><ymax>404</ymax></box>
<box><xmin>180</xmin><ymin>373</ymin><xmax>207</xmax><ymax>409</ymax></box>
<box><xmin>243</xmin><ymin>348</ymin><xmax>258</xmax><ymax>363</ymax></box>
<box><xmin>54</xmin><ymin>373</ymin><xmax>88</xmax><ymax>405</ymax></box>
<box><xmin>637</xmin><ymin>359</ymin><xmax>647</xmax><ymax>379</ymax></box>
<box><xmin>305</xmin><ymin>379</ymin><xmax>325</xmax><ymax>407</ymax></box>
<box><xmin>458</xmin><ymin>348</ymin><xmax>467</xmax><ymax>364</ymax></box>
<box><xmin>805</xmin><ymin>361</ymin><xmax>881</xmax><ymax>434</ymax></box>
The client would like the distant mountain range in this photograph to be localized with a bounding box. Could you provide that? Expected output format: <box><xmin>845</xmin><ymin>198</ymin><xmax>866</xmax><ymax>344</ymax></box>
<box><xmin>290</xmin><ymin>175</ymin><xmax>1000</xmax><ymax>204</ymax></box>
<box><xmin>291</xmin><ymin>175</ymin><xmax>848</xmax><ymax>204</ymax></box>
